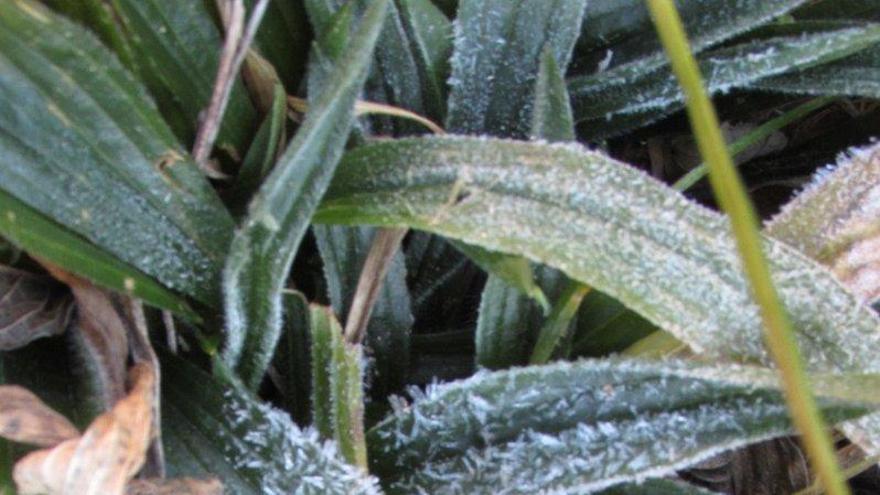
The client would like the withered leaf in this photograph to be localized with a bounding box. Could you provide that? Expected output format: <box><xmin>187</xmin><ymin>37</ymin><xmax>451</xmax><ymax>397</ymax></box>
<box><xmin>0</xmin><ymin>385</ymin><xmax>79</xmax><ymax>447</ymax></box>
<box><xmin>126</xmin><ymin>477</ymin><xmax>223</xmax><ymax>495</ymax></box>
<box><xmin>13</xmin><ymin>363</ymin><xmax>155</xmax><ymax>495</ymax></box>
<box><xmin>0</xmin><ymin>266</ymin><xmax>73</xmax><ymax>351</ymax></box>
<box><xmin>41</xmin><ymin>264</ymin><xmax>130</xmax><ymax>409</ymax></box>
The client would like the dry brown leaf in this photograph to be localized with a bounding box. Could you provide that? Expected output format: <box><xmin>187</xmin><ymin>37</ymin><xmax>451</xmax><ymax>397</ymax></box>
<box><xmin>0</xmin><ymin>265</ymin><xmax>73</xmax><ymax>350</ymax></box>
<box><xmin>0</xmin><ymin>385</ymin><xmax>79</xmax><ymax>447</ymax></box>
<box><xmin>13</xmin><ymin>363</ymin><xmax>155</xmax><ymax>495</ymax></box>
<box><xmin>126</xmin><ymin>477</ymin><xmax>223</xmax><ymax>495</ymax></box>
<box><xmin>41</xmin><ymin>264</ymin><xmax>130</xmax><ymax>409</ymax></box>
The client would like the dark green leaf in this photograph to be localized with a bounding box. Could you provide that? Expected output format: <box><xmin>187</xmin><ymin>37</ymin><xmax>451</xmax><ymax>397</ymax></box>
<box><xmin>316</xmin><ymin>137</ymin><xmax>880</xmax><ymax>376</ymax></box>
<box><xmin>746</xmin><ymin>42</ymin><xmax>880</xmax><ymax>99</ymax></box>
<box><xmin>272</xmin><ymin>290</ymin><xmax>312</xmax><ymax>425</ymax></box>
<box><xmin>368</xmin><ymin>358</ymin><xmax>875</xmax><ymax>493</ymax></box>
<box><xmin>572</xmin><ymin>0</ymin><xmax>807</xmax><ymax>78</ymax></box>
<box><xmin>446</xmin><ymin>0</ymin><xmax>587</xmax><ymax>138</ymax></box>
<box><xmin>0</xmin><ymin>1</ymin><xmax>233</xmax><ymax>307</ymax></box>
<box><xmin>104</xmin><ymin>0</ymin><xmax>257</xmax><ymax>150</ymax></box>
<box><xmin>221</xmin><ymin>0</ymin><xmax>389</xmax><ymax>388</ymax></box>
<box><xmin>244</xmin><ymin>0</ymin><xmax>311</xmax><ymax>91</ymax></box>
<box><xmin>453</xmin><ymin>240</ymin><xmax>548</xmax><ymax>310</ymax></box>
<box><xmin>572</xmin><ymin>24</ymin><xmax>880</xmax><ymax>136</ymax></box>
<box><xmin>531</xmin><ymin>47</ymin><xmax>576</xmax><ymax>143</ymax></box>
<box><xmin>0</xmin><ymin>191</ymin><xmax>196</xmax><ymax>319</ymax></box>
<box><xmin>230</xmin><ymin>83</ymin><xmax>288</xmax><ymax>213</ymax></box>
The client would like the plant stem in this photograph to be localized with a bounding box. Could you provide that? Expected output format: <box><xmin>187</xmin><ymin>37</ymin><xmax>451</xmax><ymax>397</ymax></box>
<box><xmin>673</xmin><ymin>96</ymin><xmax>836</xmax><ymax>192</ymax></box>
<box><xmin>646</xmin><ymin>2</ymin><xmax>849</xmax><ymax>495</ymax></box>
<box><xmin>529</xmin><ymin>282</ymin><xmax>590</xmax><ymax>364</ymax></box>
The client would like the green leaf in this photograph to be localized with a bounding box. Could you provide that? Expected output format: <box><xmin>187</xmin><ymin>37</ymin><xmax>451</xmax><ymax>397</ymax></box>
<box><xmin>244</xmin><ymin>0</ymin><xmax>311</xmax><ymax>91</ymax></box>
<box><xmin>0</xmin><ymin>191</ymin><xmax>197</xmax><ymax>318</ymax></box>
<box><xmin>453</xmin><ymin>241</ymin><xmax>548</xmax><ymax>310</ymax></box>
<box><xmin>316</xmin><ymin>136</ymin><xmax>880</xmax><ymax>375</ymax></box>
<box><xmin>314</xmin><ymin>225</ymin><xmax>413</xmax><ymax>396</ymax></box>
<box><xmin>571</xmin><ymin>24</ymin><xmax>880</xmax><ymax>136</ymax></box>
<box><xmin>572</xmin><ymin>291</ymin><xmax>658</xmax><ymax>357</ymax></box>
<box><xmin>102</xmin><ymin>0</ymin><xmax>257</xmax><ymax>150</ymax></box>
<box><xmin>0</xmin><ymin>266</ymin><xmax>72</xmax><ymax>351</ymax></box>
<box><xmin>309</xmin><ymin>305</ymin><xmax>367</xmax><ymax>469</ymax></box>
<box><xmin>572</xmin><ymin>0</ymin><xmax>807</xmax><ymax>79</ymax></box>
<box><xmin>531</xmin><ymin>47</ymin><xmax>576</xmax><ymax>143</ymax></box>
<box><xmin>446</xmin><ymin>0</ymin><xmax>587</xmax><ymax>138</ymax></box>
<box><xmin>0</xmin><ymin>1</ymin><xmax>233</xmax><ymax>307</ymax></box>
<box><xmin>474</xmin><ymin>274</ymin><xmax>538</xmax><ymax>369</ymax></box>
<box><xmin>272</xmin><ymin>290</ymin><xmax>312</xmax><ymax>425</ymax></box>
<box><xmin>161</xmin><ymin>353</ymin><xmax>379</xmax><ymax>495</ymax></box>
<box><xmin>230</xmin><ymin>83</ymin><xmax>288</xmax><ymax>213</ymax></box>
<box><xmin>368</xmin><ymin>358</ymin><xmax>876</xmax><ymax>493</ymax></box>
<box><xmin>222</xmin><ymin>0</ymin><xmax>389</xmax><ymax>388</ymax></box>
<box><xmin>395</xmin><ymin>0</ymin><xmax>454</xmax><ymax>123</ymax></box>
<box><xmin>746</xmin><ymin>41</ymin><xmax>880</xmax><ymax>99</ymax></box>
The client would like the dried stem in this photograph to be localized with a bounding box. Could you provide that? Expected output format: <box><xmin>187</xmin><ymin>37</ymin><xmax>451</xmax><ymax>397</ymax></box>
<box><xmin>343</xmin><ymin>228</ymin><xmax>408</xmax><ymax>345</ymax></box>
<box><xmin>192</xmin><ymin>0</ymin><xmax>269</xmax><ymax>171</ymax></box>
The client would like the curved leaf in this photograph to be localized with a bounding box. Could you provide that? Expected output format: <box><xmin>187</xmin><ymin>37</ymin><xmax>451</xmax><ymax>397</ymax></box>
<box><xmin>0</xmin><ymin>1</ymin><xmax>233</xmax><ymax>306</ymax></box>
<box><xmin>316</xmin><ymin>136</ymin><xmax>880</xmax><ymax>373</ymax></box>
<box><xmin>368</xmin><ymin>358</ymin><xmax>877</xmax><ymax>493</ymax></box>
<box><xmin>0</xmin><ymin>266</ymin><xmax>71</xmax><ymax>351</ymax></box>
<box><xmin>222</xmin><ymin>0</ymin><xmax>389</xmax><ymax>387</ymax></box>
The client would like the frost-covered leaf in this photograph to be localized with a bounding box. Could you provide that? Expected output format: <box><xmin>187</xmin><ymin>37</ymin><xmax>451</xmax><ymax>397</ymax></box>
<box><xmin>0</xmin><ymin>266</ymin><xmax>72</xmax><ymax>351</ymax></box>
<box><xmin>314</xmin><ymin>225</ymin><xmax>412</xmax><ymax>396</ymax></box>
<box><xmin>571</xmin><ymin>25</ymin><xmax>880</xmax><ymax>136</ymax></box>
<box><xmin>0</xmin><ymin>1</ymin><xmax>234</xmax><ymax>307</ymax></box>
<box><xmin>445</xmin><ymin>0</ymin><xmax>587</xmax><ymax>138</ymax></box>
<box><xmin>746</xmin><ymin>41</ymin><xmax>880</xmax><ymax>100</ymax></box>
<box><xmin>766</xmin><ymin>141</ymin><xmax>880</xmax><ymax>454</ymax></box>
<box><xmin>221</xmin><ymin>0</ymin><xmax>389</xmax><ymax>387</ymax></box>
<box><xmin>161</xmin><ymin>354</ymin><xmax>379</xmax><ymax>495</ymax></box>
<box><xmin>573</xmin><ymin>0</ymin><xmax>808</xmax><ymax>77</ymax></box>
<box><xmin>316</xmin><ymin>136</ymin><xmax>880</xmax><ymax>374</ymax></box>
<box><xmin>305</xmin><ymin>0</ymin><xmax>452</xmax><ymax>129</ymax></box>
<box><xmin>475</xmin><ymin>275</ymin><xmax>539</xmax><ymax>370</ymax></box>
<box><xmin>767</xmin><ymin>142</ymin><xmax>880</xmax><ymax>304</ymax></box>
<box><xmin>368</xmin><ymin>358</ymin><xmax>876</xmax><ymax>493</ymax></box>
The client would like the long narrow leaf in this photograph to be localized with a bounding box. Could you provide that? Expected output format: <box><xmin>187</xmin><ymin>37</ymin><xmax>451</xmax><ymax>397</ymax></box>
<box><xmin>222</xmin><ymin>0</ymin><xmax>389</xmax><ymax>387</ymax></box>
<box><xmin>369</xmin><ymin>358</ymin><xmax>878</xmax><ymax>493</ymax></box>
<box><xmin>316</xmin><ymin>136</ymin><xmax>880</xmax><ymax>375</ymax></box>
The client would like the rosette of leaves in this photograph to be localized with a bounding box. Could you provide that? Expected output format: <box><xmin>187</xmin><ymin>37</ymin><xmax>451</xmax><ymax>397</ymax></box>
<box><xmin>1</xmin><ymin>0</ymin><xmax>880</xmax><ymax>493</ymax></box>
